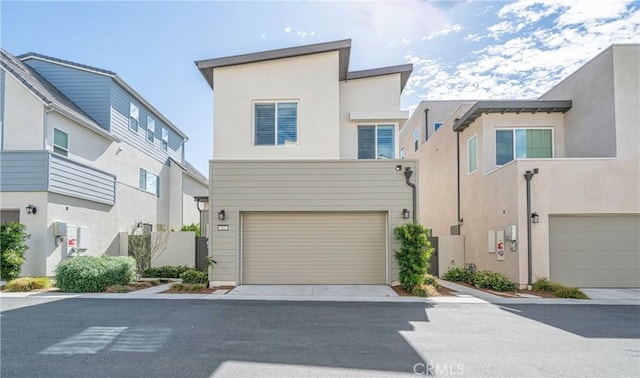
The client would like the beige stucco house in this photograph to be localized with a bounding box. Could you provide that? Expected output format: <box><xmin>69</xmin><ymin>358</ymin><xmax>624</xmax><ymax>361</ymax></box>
<box><xmin>196</xmin><ymin>39</ymin><xmax>416</xmax><ymax>286</ymax></box>
<box><xmin>0</xmin><ymin>49</ymin><xmax>208</xmax><ymax>276</ymax></box>
<box><xmin>400</xmin><ymin>44</ymin><xmax>639</xmax><ymax>288</ymax></box>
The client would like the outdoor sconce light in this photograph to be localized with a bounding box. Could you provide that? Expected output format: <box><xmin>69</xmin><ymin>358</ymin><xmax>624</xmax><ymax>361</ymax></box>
<box><xmin>218</xmin><ymin>210</ymin><xmax>226</xmax><ymax>221</ymax></box>
<box><xmin>26</xmin><ymin>205</ymin><xmax>37</xmax><ymax>215</ymax></box>
<box><xmin>531</xmin><ymin>212</ymin><xmax>539</xmax><ymax>224</ymax></box>
<box><xmin>395</xmin><ymin>165</ymin><xmax>402</xmax><ymax>171</ymax></box>
<box><xmin>402</xmin><ymin>208</ymin><xmax>410</xmax><ymax>219</ymax></box>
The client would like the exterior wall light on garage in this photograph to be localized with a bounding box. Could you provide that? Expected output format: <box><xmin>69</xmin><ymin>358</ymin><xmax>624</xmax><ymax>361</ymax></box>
<box><xmin>218</xmin><ymin>210</ymin><xmax>226</xmax><ymax>221</ymax></box>
<box><xmin>402</xmin><ymin>208</ymin><xmax>410</xmax><ymax>219</ymax></box>
<box><xmin>26</xmin><ymin>205</ymin><xmax>37</xmax><ymax>215</ymax></box>
<box><xmin>395</xmin><ymin>165</ymin><xmax>402</xmax><ymax>171</ymax></box>
<box><xmin>531</xmin><ymin>212</ymin><xmax>539</xmax><ymax>224</ymax></box>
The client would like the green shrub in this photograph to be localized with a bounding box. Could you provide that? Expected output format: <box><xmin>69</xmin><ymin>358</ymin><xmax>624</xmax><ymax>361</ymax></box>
<box><xmin>472</xmin><ymin>270</ymin><xmax>517</xmax><ymax>292</ymax></box>
<box><xmin>5</xmin><ymin>277</ymin><xmax>51</xmax><ymax>292</ymax></box>
<box><xmin>424</xmin><ymin>274</ymin><xmax>440</xmax><ymax>289</ymax></box>
<box><xmin>394</xmin><ymin>223</ymin><xmax>433</xmax><ymax>292</ymax></box>
<box><xmin>55</xmin><ymin>255</ymin><xmax>137</xmax><ymax>293</ymax></box>
<box><xmin>443</xmin><ymin>267</ymin><xmax>474</xmax><ymax>284</ymax></box>
<box><xmin>553</xmin><ymin>287</ymin><xmax>589</xmax><ymax>299</ymax></box>
<box><xmin>142</xmin><ymin>265</ymin><xmax>191</xmax><ymax>278</ymax></box>
<box><xmin>180</xmin><ymin>223</ymin><xmax>200</xmax><ymax>237</ymax></box>
<box><xmin>1</xmin><ymin>222</ymin><xmax>30</xmax><ymax>280</ymax></box>
<box><xmin>179</xmin><ymin>269</ymin><xmax>208</xmax><ymax>285</ymax></box>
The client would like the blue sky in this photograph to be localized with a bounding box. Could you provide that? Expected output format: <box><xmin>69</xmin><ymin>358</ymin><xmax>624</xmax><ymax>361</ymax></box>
<box><xmin>2</xmin><ymin>0</ymin><xmax>638</xmax><ymax>176</ymax></box>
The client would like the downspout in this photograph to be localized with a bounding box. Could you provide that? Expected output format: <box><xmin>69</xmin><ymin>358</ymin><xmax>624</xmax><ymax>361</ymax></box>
<box><xmin>524</xmin><ymin>168</ymin><xmax>538</xmax><ymax>289</ymax></box>
<box><xmin>424</xmin><ymin>107</ymin><xmax>429</xmax><ymax>142</ymax></box>
<box><xmin>404</xmin><ymin>167</ymin><xmax>417</xmax><ymax>223</ymax></box>
<box><xmin>456</xmin><ymin>131</ymin><xmax>461</xmax><ymax>228</ymax></box>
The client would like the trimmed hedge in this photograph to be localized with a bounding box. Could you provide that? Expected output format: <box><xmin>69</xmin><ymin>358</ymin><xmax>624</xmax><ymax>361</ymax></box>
<box><xmin>55</xmin><ymin>255</ymin><xmax>137</xmax><ymax>293</ymax></box>
<box><xmin>443</xmin><ymin>267</ymin><xmax>517</xmax><ymax>292</ymax></box>
<box><xmin>142</xmin><ymin>265</ymin><xmax>191</xmax><ymax>278</ymax></box>
<box><xmin>179</xmin><ymin>269</ymin><xmax>208</xmax><ymax>285</ymax></box>
<box><xmin>442</xmin><ymin>267</ymin><xmax>474</xmax><ymax>284</ymax></box>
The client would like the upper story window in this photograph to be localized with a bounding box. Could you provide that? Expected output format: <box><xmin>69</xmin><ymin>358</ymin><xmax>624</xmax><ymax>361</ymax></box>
<box><xmin>413</xmin><ymin>128</ymin><xmax>419</xmax><ymax>151</ymax></box>
<box><xmin>357</xmin><ymin>124</ymin><xmax>395</xmax><ymax>159</ymax></box>
<box><xmin>254</xmin><ymin>101</ymin><xmax>298</xmax><ymax>146</ymax></box>
<box><xmin>434</xmin><ymin>122</ymin><xmax>443</xmax><ymax>132</ymax></box>
<box><xmin>139</xmin><ymin>168</ymin><xmax>160</xmax><ymax>196</ymax></box>
<box><xmin>147</xmin><ymin>117</ymin><xmax>155</xmax><ymax>143</ymax></box>
<box><xmin>129</xmin><ymin>103</ymin><xmax>139</xmax><ymax>132</ymax></box>
<box><xmin>400</xmin><ymin>147</ymin><xmax>405</xmax><ymax>159</ymax></box>
<box><xmin>496</xmin><ymin>128</ymin><xmax>553</xmax><ymax>166</ymax></box>
<box><xmin>53</xmin><ymin>128</ymin><xmax>68</xmax><ymax>157</ymax></box>
<box><xmin>468</xmin><ymin>134</ymin><xmax>478</xmax><ymax>174</ymax></box>
<box><xmin>161</xmin><ymin>127</ymin><xmax>168</xmax><ymax>151</ymax></box>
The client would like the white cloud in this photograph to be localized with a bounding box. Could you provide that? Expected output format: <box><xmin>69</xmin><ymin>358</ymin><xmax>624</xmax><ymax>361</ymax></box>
<box><xmin>284</xmin><ymin>26</ymin><xmax>291</xmax><ymax>33</ymax></box>
<box><xmin>421</xmin><ymin>24</ymin><xmax>463</xmax><ymax>40</ymax></box>
<box><xmin>296</xmin><ymin>30</ymin><xmax>315</xmax><ymax>38</ymax></box>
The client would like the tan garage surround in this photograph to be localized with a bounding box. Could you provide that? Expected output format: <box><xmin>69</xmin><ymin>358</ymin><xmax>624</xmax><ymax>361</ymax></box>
<box><xmin>241</xmin><ymin>212</ymin><xmax>387</xmax><ymax>284</ymax></box>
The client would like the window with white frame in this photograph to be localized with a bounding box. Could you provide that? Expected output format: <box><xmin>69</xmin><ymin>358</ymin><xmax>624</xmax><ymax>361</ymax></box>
<box><xmin>357</xmin><ymin>124</ymin><xmax>395</xmax><ymax>159</ymax></box>
<box><xmin>434</xmin><ymin>122</ymin><xmax>443</xmax><ymax>132</ymax></box>
<box><xmin>413</xmin><ymin>128</ymin><xmax>419</xmax><ymax>151</ymax></box>
<box><xmin>467</xmin><ymin>134</ymin><xmax>478</xmax><ymax>174</ymax></box>
<box><xmin>161</xmin><ymin>127</ymin><xmax>168</xmax><ymax>151</ymax></box>
<box><xmin>139</xmin><ymin>168</ymin><xmax>160</xmax><ymax>196</ymax></box>
<box><xmin>147</xmin><ymin>116</ymin><xmax>155</xmax><ymax>143</ymax></box>
<box><xmin>495</xmin><ymin>128</ymin><xmax>553</xmax><ymax>166</ymax></box>
<box><xmin>254</xmin><ymin>101</ymin><xmax>298</xmax><ymax>146</ymax></box>
<box><xmin>400</xmin><ymin>147</ymin><xmax>405</xmax><ymax>159</ymax></box>
<box><xmin>53</xmin><ymin>128</ymin><xmax>68</xmax><ymax>156</ymax></box>
<box><xmin>129</xmin><ymin>103</ymin><xmax>139</xmax><ymax>132</ymax></box>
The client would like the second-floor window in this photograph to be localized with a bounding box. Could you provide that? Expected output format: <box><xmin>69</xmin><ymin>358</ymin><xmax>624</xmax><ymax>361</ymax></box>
<box><xmin>53</xmin><ymin>128</ymin><xmax>68</xmax><ymax>157</ymax></box>
<box><xmin>496</xmin><ymin>128</ymin><xmax>553</xmax><ymax>166</ymax></box>
<box><xmin>468</xmin><ymin>134</ymin><xmax>478</xmax><ymax>174</ymax></box>
<box><xmin>413</xmin><ymin>128</ymin><xmax>419</xmax><ymax>151</ymax></box>
<box><xmin>357</xmin><ymin>124</ymin><xmax>395</xmax><ymax>159</ymax></box>
<box><xmin>434</xmin><ymin>122</ymin><xmax>443</xmax><ymax>132</ymax></box>
<box><xmin>139</xmin><ymin>168</ymin><xmax>160</xmax><ymax>196</ymax></box>
<box><xmin>147</xmin><ymin>117</ymin><xmax>155</xmax><ymax>143</ymax></box>
<box><xmin>129</xmin><ymin>103</ymin><xmax>139</xmax><ymax>132</ymax></box>
<box><xmin>254</xmin><ymin>101</ymin><xmax>298</xmax><ymax>146</ymax></box>
<box><xmin>161</xmin><ymin>127</ymin><xmax>168</xmax><ymax>151</ymax></box>
<box><xmin>400</xmin><ymin>147</ymin><xmax>405</xmax><ymax>159</ymax></box>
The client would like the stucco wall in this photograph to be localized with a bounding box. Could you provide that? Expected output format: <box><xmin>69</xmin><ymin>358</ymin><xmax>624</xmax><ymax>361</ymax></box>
<box><xmin>212</xmin><ymin>51</ymin><xmax>341</xmax><ymax>160</ymax></box>
<box><xmin>151</xmin><ymin>231</ymin><xmax>196</xmax><ymax>268</ymax></box>
<box><xmin>3</xmin><ymin>73</ymin><xmax>45</xmax><ymax>150</ymax></box>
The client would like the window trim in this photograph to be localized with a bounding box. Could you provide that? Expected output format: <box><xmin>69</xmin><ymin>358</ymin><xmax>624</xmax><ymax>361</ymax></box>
<box><xmin>53</xmin><ymin>128</ymin><xmax>69</xmax><ymax>157</ymax></box>
<box><xmin>129</xmin><ymin>102</ymin><xmax>139</xmax><ymax>133</ymax></box>
<box><xmin>413</xmin><ymin>128</ymin><xmax>419</xmax><ymax>152</ymax></box>
<box><xmin>494</xmin><ymin>127</ymin><xmax>555</xmax><ymax>166</ymax></box>
<box><xmin>356</xmin><ymin>123</ymin><xmax>398</xmax><ymax>160</ymax></box>
<box><xmin>467</xmin><ymin>133</ymin><xmax>478</xmax><ymax>175</ymax></box>
<box><xmin>252</xmin><ymin>100</ymin><xmax>299</xmax><ymax>147</ymax></box>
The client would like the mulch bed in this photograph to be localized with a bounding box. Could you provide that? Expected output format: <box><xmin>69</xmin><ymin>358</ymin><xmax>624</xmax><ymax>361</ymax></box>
<box><xmin>162</xmin><ymin>285</ymin><xmax>235</xmax><ymax>294</ymax></box>
<box><xmin>391</xmin><ymin>285</ymin><xmax>455</xmax><ymax>297</ymax></box>
<box><xmin>104</xmin><ymin>281</ymin><xmax>158</xmax><ymax>293</ymax></box>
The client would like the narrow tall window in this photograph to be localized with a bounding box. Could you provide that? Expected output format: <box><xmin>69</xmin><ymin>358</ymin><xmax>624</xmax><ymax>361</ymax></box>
<box><xmin>400</xmin><ymin>147</ymin><xmax>405</xmax><ymax>159</ymax></box>
<box><xmin>254</xmin><ymin>102</ymin><xmax>298</xmax><ymax>146</ymax></box>
<box><xmin>468</xmin><ymin>134</ymin><xmax>478</xmax><ymax>174</ymax></box>
<box><xmin>129</xmin><ymin>103</ymin><xmax>139</xmax><ymax>132</ymax></box>
<box><xmin>357</xmin><ymin>124</ymin><xmax>396</xmax><ymax>159</ymax></box>
<box><xmin>161</xmin><ymin>127</ymin><xmax>168</xmax><ymax>151</ymax></box>
<box><xmin>434</xmin><ymin>122</ymin><xmax>443</xmax><ymax>132</ymax></box>
<box><xmin>53</xmin><ymin>128</ymin><xmax>68</xmax><ymax>156</ymax></box>
<box><xmin>147</xmin><ymin>116</ymin><xmax>155</xmax><ymax>143</ymax></box>
<box><xmin>413</xmin><ymin>128</ymin><xmax>419</xmax><ymax>151</ymax></box>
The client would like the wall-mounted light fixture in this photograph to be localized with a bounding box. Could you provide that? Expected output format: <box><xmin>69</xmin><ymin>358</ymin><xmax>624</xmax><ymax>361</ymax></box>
<box><xmin>26</xmin><ymin>205</ymin><xmax>37</xmax><ymax>215</ymax></box>
<box><xmin>402</xmin><ymin>208</ymin><xmax>410</xmax><ymax>219</ymax></box>
<box><xmin>395</xmin><ymin>165</ymin><xmax>402</xmax><ymax>171</ymax></box>
<box><xmin>218</xmin><ymin>210</ymin><xmax>226</xmax><ymax>221</ymax></box>
<box><xmin>531</xmin><ymin>212</ymin><xmax>539</xmax><ymax>224</ymax></box>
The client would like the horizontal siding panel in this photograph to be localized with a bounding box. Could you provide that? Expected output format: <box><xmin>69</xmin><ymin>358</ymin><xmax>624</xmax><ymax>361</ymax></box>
<box><xmin>48</xmin><ymin>154</ymin><xmax>115</xmax><ymax>205</ymax></box>
<box><xmin>0</xmin><ymin>151</ymin><xmax>48</xmax><ymax>191</ymax></box>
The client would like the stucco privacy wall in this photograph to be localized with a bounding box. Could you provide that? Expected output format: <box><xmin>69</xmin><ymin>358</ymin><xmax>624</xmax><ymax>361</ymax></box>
<box><xmin>212</xmin><ymin>51</ymin><xmax>341</xmax><ymax>160</ymax></box>
<box><xmin>209</xmin><ymin>159</ymin><xmax>417</xmax><ymax>285</ymax></box>
<box><xmin>2</xmin><ymin>72</ymin><xmax>44</xmax><ymax>150</ymax></box>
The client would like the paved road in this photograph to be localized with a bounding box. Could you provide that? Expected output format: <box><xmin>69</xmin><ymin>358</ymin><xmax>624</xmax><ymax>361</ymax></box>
<box><xmin>1</xmin><ymin>298</ymin><xmax>638</xmax><ymax>377</ymax></box>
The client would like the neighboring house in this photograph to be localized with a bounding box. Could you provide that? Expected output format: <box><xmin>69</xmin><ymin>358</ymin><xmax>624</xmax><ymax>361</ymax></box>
<box><xmin>0</xmin><ymin>49</ymin><xmax>208</xmax><ymax>276</ymax></box>
<box><xmin>196</xmin><ymin>39</ymin><xmax>415</xmax><ymax>286</ymax></box>
<box><xmin>399</xmin><ymin>44</ymin><xmax>640</xmax><ymax>288</ymax></box>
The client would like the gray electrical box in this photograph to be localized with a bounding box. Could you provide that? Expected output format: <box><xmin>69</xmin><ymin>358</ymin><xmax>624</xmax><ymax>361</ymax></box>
<box><xmin>53</xmin><ymin>222</ymin><xmax>67</xmax><ymax>237</ymax></box>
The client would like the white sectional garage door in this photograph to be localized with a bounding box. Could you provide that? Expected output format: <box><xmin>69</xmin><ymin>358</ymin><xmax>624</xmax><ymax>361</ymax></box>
<box><xmin>549</xmin><ymin>215</ymin><xmax>640</xmax><ymax>288</ymax></box>
<box><xmin>242</xmin><ymin>212</ymin><xmax>386</xmax><ymax>284</ymax></box>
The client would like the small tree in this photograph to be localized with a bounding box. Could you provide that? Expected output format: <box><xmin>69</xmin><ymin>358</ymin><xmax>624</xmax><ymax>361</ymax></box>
<box><xmin>128</xmin><ymin>227</ymin><xmax>169</xmax><ymax>273</ymax></box>
<box><xmin>394</xmin><ymin>223</ymin><xmax>433</xmax><ymax>292</ymax></box>
<box><xmin>0</xmin><ymin>222</ymin><xmax>30</xmax><ymax>280</ymax></box>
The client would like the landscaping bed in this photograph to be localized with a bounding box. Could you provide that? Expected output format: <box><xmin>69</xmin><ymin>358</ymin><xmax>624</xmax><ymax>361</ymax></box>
<box><xmin>162</xmin><ymin>284</ymin><xmax>234</xmax><ymax>294</ymax></box>
<box><xmin>391</xmin><ymin>285</ymin><xmax>454</xmax><ymax>297</ymax></box>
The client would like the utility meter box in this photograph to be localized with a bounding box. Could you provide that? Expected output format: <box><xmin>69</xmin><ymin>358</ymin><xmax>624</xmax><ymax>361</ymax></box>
<box><xmin>77</xmin><ymin>227</ymin><xmax>90</xmax><ymax>250</ymax></box>
<box><xmin>53</xmin><ymin>222</ymin><xmax>68</xmax><ymax>237</ymax></box>
<box><xmin>504</xmin><ymin>225</ymin><xmax>517</xmax><ymax>242</ymax></box>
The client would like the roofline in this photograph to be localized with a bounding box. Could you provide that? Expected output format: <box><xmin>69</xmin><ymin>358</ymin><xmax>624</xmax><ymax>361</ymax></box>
<box><xmin>19</xmin><ymin>53</ymin><xmax>189</xmax><ymax>140</ymax></box>
<box><xmin>168</xmin><ymin>157</ymin><xmax>208</xmax><ymax>186</ymax></box>
<box><xmin>195</xmin><ymin>39</ymin><xmax>352</xmax><ymax>90</ymax></box>
<box><xmin>51</xmin><ymin>106</ymin><xmax>121</xmax><ymax>142</ymax></box>
<box><xmin>347</xmin><ymin>63</ymin><xmax>413</xmax><ymax>92</ymax></box>
<box><xmin>452</xmin><ymin>100</ymin><xmax>573</xmax><ymax>132</ymax></box>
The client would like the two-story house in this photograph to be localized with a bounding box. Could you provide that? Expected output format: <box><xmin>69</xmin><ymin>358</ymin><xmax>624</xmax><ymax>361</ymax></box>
<box><xmin>0</xmin><ymin>49</ymin><xmax>208</xmax><ymax>276</ymax></box>
<box><xmin>196</xmin><ymin>39</ymin><xmax>416</xmax><ymax>286</ymax></box>
<box><xmin>399</xmin><ymin>44</ymin><xmax>639</xmax><ymax>288</ymax></box>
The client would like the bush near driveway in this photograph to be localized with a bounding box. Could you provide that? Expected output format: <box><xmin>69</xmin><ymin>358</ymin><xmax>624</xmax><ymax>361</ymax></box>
<box><xmin>179</xmin><ymin>269</ymin><xmax>208</xmax><ymax>285</ymax></box>
<box><xmin>443</xmin><ymin>267</ymin><xmax>517</xmax><ymax>292</ymax></box>
<box><xmin>393</xmin><ymin>223</ymin><xmax>433</xmax><ymax>293</ymax></box>
<box><xmin>55</xmin><ymin>255</ymin><xmax>137</xmax><ymax>293</ymax></box>
<box><xmin>142</xmin><ymin>265</ymin><xmax>191</xmax><ymax>278</ymax></box>
<box><xmin>1</xmin><ymin>222</ymin><xmax>30</xmax><ymax>280</ymax></box>
<box><xmin>4</xmin><ymin>277</ymin><xmax>52</xmax><ymax>292</ymax></box>
<box><xmin>532</xmin><ymin>277</ymin><xmax>589</xmax><ymax>299</ymax></box>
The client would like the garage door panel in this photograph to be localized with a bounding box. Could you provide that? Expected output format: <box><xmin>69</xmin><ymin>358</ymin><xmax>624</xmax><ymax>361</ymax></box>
<box><xmin>242</xmin><ymin>212</ymin><xmax>386</xmax><ymax>284</ymax></box>
<box><xmin>550</xmin><ymin>215</ymin><xmax>640</xmax><ymax>288</ymax></box>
